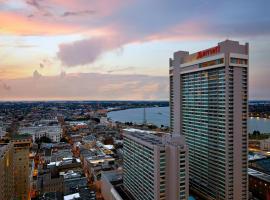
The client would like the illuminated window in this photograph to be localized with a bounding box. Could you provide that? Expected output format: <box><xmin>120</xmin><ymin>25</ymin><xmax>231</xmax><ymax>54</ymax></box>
<box><xmin>230</xmin><ymin>58</ymin><xmax>247</xmax><ymax>65</ymax></box>
<box><xmin>199</xmin><ymin>58</ymin><xmax>224</xmax><ymax>68</ymax></box>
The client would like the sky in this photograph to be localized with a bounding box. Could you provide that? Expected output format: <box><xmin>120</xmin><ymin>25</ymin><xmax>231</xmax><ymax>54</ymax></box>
<box><xmin>0</xmin><ymin>0</ymin><xmax>270</xmax><ymax>101</ymax></box>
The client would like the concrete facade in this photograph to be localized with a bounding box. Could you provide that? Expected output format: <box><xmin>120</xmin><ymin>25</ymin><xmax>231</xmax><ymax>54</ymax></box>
<box><xmin>170</xmin><ymin>40</ymin><xmax>248</xmax><ymax>200</ymax></box>
<box><xmin>123</xmin><ymin>128</ymin><xmax>188</xmax><ymax>200</ymax></box>
<box><xmin>260</xmin><ymin>138</ymin><xmax>270</xmax><ymax>151</ymax></box>
<box><xmin>12</xmin><ymin>139</ymin><xmax>31</xmax><ymax>200</ymax></box>
<box><xmin>19</xmin><ymin>125</ymin><xmax>62</xmax><ymax>143</ymax></box>
<box><xmin>0</xmin><ymin>143</ymin><xmax>14</xmax><ymax>200</ymax></box>
<box><xmin>100</xmin><ymin>170</ymin><xmax>124</xmax><ymax>200</ymax></box>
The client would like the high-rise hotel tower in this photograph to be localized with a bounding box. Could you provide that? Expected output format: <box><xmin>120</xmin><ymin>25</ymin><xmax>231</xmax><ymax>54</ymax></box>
<box><xmin>170</xmin><ymin>40</ymin><xmax>248</xmax><ymax>200</ymax></box>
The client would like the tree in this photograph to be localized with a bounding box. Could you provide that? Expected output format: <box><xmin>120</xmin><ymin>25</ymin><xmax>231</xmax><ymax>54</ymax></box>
<box><xmin>253</xmin><ymin>130</ymin><xmax>261</xmax><ymax>136</ymax></box>
<box><xmin>147</xmin><ymin>124</ymin><xmax>157</xmax><ymax>129</ymax></box>
<box><xmin>36</xmin><ymin>136</ymin><xmax>52</xmax><ymax>144</ymax></box>
<box><xmin>60</xmin><ymin>137</ymin><xmax>68</xmax><ymax>143</ymax></box>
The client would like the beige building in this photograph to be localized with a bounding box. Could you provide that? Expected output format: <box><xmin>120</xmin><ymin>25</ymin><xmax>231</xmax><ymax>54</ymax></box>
<box><xmin>101</xmin><ymin>170</ymin><xmax>123</xmax><ymax>200</ymax></box>
<box><xmin>170</xmin><ymin>40</ymin><xmax>248</xmax><ymax>199</ymax></box>
<box><xmin>260</xmin><ymin>138</ymin><xmax>270</xmax><ymax>151</ymax></box>
<box><xmin>0</xmin><ymin>143</ymin><xmax>14</xmax><ymax>200</ymax></box>
<box><xmin>12</xmin><ymin>138</ymin><xmax>31</xmax><ymax>200</ymax></box>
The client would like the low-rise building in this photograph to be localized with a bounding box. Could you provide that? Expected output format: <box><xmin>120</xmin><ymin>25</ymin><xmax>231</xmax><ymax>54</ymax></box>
<box><xmin>249</xmin><ymin>168</ymin><xmax>270</xmax><ymax>200</ymax></box>
<box><xmin>101</xmin><ymin>170</ymin><xmax>124</xmax><ymax>200</ymax></box>
<box><xmin>260</xmin><ymin>138</ymin><xmax>270</xmax><ymax>151</ymax></box>
<box><xmin>19</xmin><ymin>125</ymin><xmax>62</xmax><ymax>143</ymax></box>
<box><xmin>51</xmin><ymin>149</ymin><xmax>73</xmax><ymax>162</ymax></box>
<box><xmin>63</xmin><ymin>186</ymin><xmax>96</xmax><ymax>200</ymax></box>
<box><xmin>249</xmin><ymin>157</ymin><xmax>270</xmax><ymax>174</ymax></box>
<box><xmin>37</xmin><ymin>170</ymin><xmax>64</xmax><ymax>195</ymax></box>
<box><xmin>38</xmin><ymin>158</ymin><xmax>83</xmax><ymax>196</ymax></box>
<box><xmin>47</xmin><ymin>158</ymin><xmax>82</xmax><ymax>172</ymax></box>
<box><xmin>70</xmin><ymin>134</ymin><xmax>83</xmax><ymax>144</ymax></box>
<box><xmin>82</xmin><ymin>135</ymin><xmax>96</xmax><ymax>149</ymax></box>
<box><xmin>62</xmin><ymin>170</ymin><xmax>88</xmax><ymax>195</ymax></box>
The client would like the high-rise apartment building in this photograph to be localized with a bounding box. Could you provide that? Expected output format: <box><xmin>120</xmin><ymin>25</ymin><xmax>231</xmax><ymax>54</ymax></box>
<box><xmin>12</xmin><ymin>138</ymin><xmax>31</xmax><ymax>200</ymax></box>
<box><xmin>123</xmin><ymin>128</ymin><xmax>188</xmax><ymax>200</ymax></box>
<box><xmin>169</xmin><ymin>40</ymin><xmax>248</xmax><ymax>199</ymax></box>
<box><xmin>0</xmin><ymin>143</ymin><xmax>14</xmax><ymax>200</ymax></box>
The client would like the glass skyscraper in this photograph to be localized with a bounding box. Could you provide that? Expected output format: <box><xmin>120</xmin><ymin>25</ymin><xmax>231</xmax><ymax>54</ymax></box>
<box><xmin>170</xmin><ymin>40</ymin><xmax>248</xmax><ymax>200</ymax></box>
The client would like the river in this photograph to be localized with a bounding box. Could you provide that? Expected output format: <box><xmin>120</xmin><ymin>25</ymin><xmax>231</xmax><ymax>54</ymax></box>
<box><xmin>108</xmin><ymin>107</ymin><xmax>270</xmax><ymax>133</ymax></box>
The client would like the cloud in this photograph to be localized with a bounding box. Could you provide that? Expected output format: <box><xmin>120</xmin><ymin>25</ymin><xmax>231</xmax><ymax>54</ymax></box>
<box><xmin>107</xmin><ymin>66</ymin><xmax>135</xmax><ymax>73</ymax></box>
<box><xmin>0</xmin><ymin>73</ymin><xmax>168</xmax><ymax>100</ymax></box>
<box><xmin>26</xmin><ymin>0</ymin><xmax>43</xmax><ymax>10</ymax></box>
<box><xmin>57</xmin><ymin>36</ymin><xmax>125</xmax><ymax>66</ymax></box>
<box><xmin>0</xmin><ymin>80</ymin><xmax>11</xmax><ymax>91</ymax></box>
<box><xmin>61</xmin><ymin>10</ymin><xmax>96</xmax><ymax>17</ymax></box>
<box><xmin>39</xmin><ymin>58</ymin><xmax>52</xmax><ymax>69</ymax></box>
<box><xmin>33</xmin><ymin>70</ymin><xmax>42</xmax><ymax>78</ymax></box>
<box><xmin>0</xmin><ymin>12</ymin><xmax>81</xmax><ymax>35</ymax></box>
<box><xmin>0</xmin><ymin>43</ymin><xmax>37</xmax><ymax>48</ymax></box>
<box><xmin>27</xmin><ymin>14</ymin><xmax>34</xmax><ymax>18</ymax></box>
<box><xmin>60</xmin><ymin>71</ymin><xmax>66</xmax><ymax>78</ymax></box>
<box><xmin>1</xmin><ymin>0</ymin><xmax>270</xmax><ymax>40</ymax></box>
<box><xmin>39</xmin><ymin>63</ymin><xmax>44</xmax><ymax>68</ymax></box>
<box><xmin>53</xmin><ymin>0</ymin><xmax>270</xmax><ymax>68</ymax></box>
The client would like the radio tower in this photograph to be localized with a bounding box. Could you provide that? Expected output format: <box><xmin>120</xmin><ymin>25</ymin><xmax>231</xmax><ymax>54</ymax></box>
<box><xmin>143</xmin><ymin>107</ymin><xmax>147</xmax><ymax>125</ymax></box>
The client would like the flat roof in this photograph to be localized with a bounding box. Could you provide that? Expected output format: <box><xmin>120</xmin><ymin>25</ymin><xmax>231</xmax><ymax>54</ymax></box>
<box><xmin>248</xmin><ymin>168</ymin><xmax>270</xmax><ymax>183</ymax></box>
<box><xmin>64</xmin><ymin>193</ymin><xmax>80</xmax><ymax>200</ymax></box>
<box><xmin>123</xmin><ymin>128</ymin><xmax>164</xmax><ymax>145</ymax></box>
<box><xmin>102</xmin><ymin>170</ymin><xmax>122</xmax><ymax>182</ymax></box>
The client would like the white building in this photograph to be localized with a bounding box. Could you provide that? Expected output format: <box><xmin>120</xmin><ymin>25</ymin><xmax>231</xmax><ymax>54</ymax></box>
<box><xmin>19</xmin><ymin>125</ymin><xmax>62</xmax><ymax>142</ymax></box>
<box><xmin>123</xmin><ymin>128</ymin><xmax>189</xmax><ymax>200</ymax></box>
<box><xmin>260</xmin><ymin>138</ymin><xmax>270</xmax><ymax>151</ymax></box>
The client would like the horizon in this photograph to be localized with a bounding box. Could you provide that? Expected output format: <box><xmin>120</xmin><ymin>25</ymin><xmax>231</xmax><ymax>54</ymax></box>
<box><xmin>0</xmin><ymin>99</ymin><xmax>269</xmax><ymax>103</ymax></box>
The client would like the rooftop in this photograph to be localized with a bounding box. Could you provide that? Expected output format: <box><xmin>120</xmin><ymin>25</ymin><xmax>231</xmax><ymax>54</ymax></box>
<box><xmin>123</xmin><ymin>128</ymin><xmax>166</xmax><ymax>145</ymax></box>
<box><xmin>47</xmin><ymin>158</ymin><xmax>81</xmax><ymax>167</ymax></box>
<box><xmin>102</xmin><ymin>170</ymin><xmax>122</xmax><ymax>183</ymax></box>
<box><xmin>248</xmin><ymin>168</ymin><xmax>270</xmax><ymax>183</ymax></box>
<box><xmin>61</xmin><ymin>170</ymin><xmax>84</xmax><ymax>180</ymax></box>
<box><xmin>11</xmin><ymin>133</ymin><xmax>32</xmax><ymax>140</ymax></box>
<box><xmin>123</xmin><ymin>128</ymin><xmax>185</xmax><ymax>147</ymax></box>
<box><xmin>64</xmin><ymin>193</ymin><xmax>80</xmax><ymax>200</ymax></box>
<box><xmin>0</xmin><ymin>143</ymin><xmax>12</xmax><ymax>157</ymax></box>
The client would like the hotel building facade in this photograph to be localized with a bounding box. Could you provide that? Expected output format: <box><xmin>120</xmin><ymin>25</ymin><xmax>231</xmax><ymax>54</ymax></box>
<box><xmin>123</xmin><ymin>128</ymin><xmax>188</xmax><ymax>200</ymax></box>
<box><xmin>169</xmin><ymin>40</ymin><xmax>248</xmax><ymax>199</ymax></box>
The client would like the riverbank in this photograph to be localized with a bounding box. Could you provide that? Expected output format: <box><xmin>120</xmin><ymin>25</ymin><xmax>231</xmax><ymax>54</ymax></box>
<box><xmin>107</xmin><ymin>105</ymin><xmax>168</xmax><ymax>113</ymax></box>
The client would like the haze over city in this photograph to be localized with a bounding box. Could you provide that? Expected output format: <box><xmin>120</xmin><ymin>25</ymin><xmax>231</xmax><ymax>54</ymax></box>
<box><xmin>0</xmin><ymin>0</ymin><xmax>270</xmax><ymax>100</ymax></box>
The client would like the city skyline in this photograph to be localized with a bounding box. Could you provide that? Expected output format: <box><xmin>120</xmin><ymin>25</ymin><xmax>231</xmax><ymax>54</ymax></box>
<box><xmin>0</xmin><ymin>0</ymin><xmax>270</xmax><ymax>100</ymax></box>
